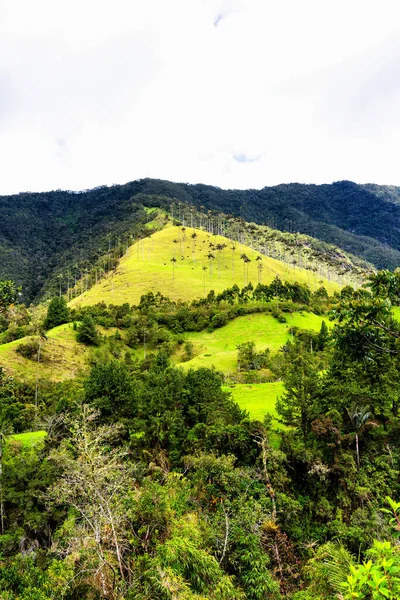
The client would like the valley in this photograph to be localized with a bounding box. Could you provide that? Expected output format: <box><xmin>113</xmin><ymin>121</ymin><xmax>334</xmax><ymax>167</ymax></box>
<box><xmin>1</xmin><ymin>187</ymin><xmax>400</xmax><ymax>599</ymax></box>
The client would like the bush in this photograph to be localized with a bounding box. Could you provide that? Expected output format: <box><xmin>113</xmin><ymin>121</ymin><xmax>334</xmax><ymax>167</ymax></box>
<box><xmin>270</xmin><ymin>307</ymin><xmax>287</xmax><ymax>323</ymax></box>
<box><xmin>16</xmin><ymin>338</ymin><xmax>41</xmax><ymax>360</ymax></box>
<box><xmin>182</xmin><ymin>341</ymin><xmax>194</xmax><ymax>362</ymax></box>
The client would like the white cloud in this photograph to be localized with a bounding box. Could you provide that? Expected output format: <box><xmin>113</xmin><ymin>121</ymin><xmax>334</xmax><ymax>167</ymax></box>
<box><xmin>1</xmin><ymin>0</ymin><xmax>400</xmax><ymax>193</ymax></box>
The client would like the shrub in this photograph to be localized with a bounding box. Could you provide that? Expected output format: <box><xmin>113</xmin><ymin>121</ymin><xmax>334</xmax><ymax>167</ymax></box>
<box><xmin>16</xmin><ymin>338</ymin><xmax>41</xmax><ymax>360</ymax></box>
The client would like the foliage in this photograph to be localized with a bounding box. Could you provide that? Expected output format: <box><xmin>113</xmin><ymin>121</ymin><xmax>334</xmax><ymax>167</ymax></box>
<box><xmin>43</xmin><ymin>296</ymin><xmax>69</xmax><ymax>330</ymax></box>
<box><xmin>3</xmin><ymin>269</ymin><xmax>400</xmax><ymax>598</ymax></box>
<box><xmin>0</xmin><ymin>280</ymin><xmax>20</xmax><ymax>315</ymax></box>
<box><xmin>236</xmin><ymin>341</ymin><xmax>269</xmax><ymax>370</ymax></box>
<box><xmin>76</xmin><ymin>315</ymin><xmax>100</xmax><ymax>345</ymax></box>
<box><xmin>15</xmin><ymin>338</ymin><xmax>41</xmax><ymax>360</ymax></box>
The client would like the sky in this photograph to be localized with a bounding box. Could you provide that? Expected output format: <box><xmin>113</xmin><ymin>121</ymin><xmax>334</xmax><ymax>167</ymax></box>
<box><xmin>1</xmin><ymin>0</ymin><xmax>400</xmax><ymax>194</ymax></box>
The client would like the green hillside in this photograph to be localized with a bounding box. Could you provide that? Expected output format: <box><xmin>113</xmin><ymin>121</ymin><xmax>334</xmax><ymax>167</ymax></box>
<box><xmin>70</xmin><ymin>224</ymin><xmax>340</xmax><ymax>308</ymax></box>
<box><xmin>0</xmin><ymin>323</ymin><xmax>122</xmax><ymax>381</ymax></box>
<box><xmin>178</xmin><ymin>311</ymin><xmax>328</xmax><ymax>373</ymax></box>
<box><xmin>0</xmin><ymin>323</ymin><xmax>89</xmax><ymax>381</ymax></box>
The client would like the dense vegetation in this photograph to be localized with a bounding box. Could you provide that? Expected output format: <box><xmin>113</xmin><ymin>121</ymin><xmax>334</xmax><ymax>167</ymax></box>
<box><xmin>2</xmin><ymin>269</ymin><xmax>400</xmax><ymax>598</ymax></box>
<box><xmin>3</xmin><ymin>178</ymin><xmax>400</xmax><ymax>302</ymax></box>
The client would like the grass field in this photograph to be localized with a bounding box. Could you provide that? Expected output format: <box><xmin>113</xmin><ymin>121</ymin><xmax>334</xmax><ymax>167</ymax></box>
<box><xmin>9</xmin><ymin>431</ymin><xmax>47</xmax><ymax>447</ymax></box>
<box><xmin>392</xmin><ymin>306</ymin><xmax>400</xmax><ymax>321</ymax></box>
<box><xmin>224</xmin><ymin>381</ymin><xmax>284</xmax><ymax>421</ymax></box>
<box><xmin>178</xmin><ymin>311</ymin><xmax>329</xmax><ymax>373</ymax></box>
<box><xmin>69</xmin><ymin>224</ymin><xmax>340</xmax><ymax>308</ymax></box>
<box><xmin>224</xmin><ymin>381</ymin><xmax>286</xmax><ymax>447</ymax></box>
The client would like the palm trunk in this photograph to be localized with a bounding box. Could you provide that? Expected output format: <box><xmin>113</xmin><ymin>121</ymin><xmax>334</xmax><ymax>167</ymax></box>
<box><xmin>35</xmin><ymin>338</ymin><xmax>42</xmax><ymax>424</ymax></box>
<box><xmin>356</xmin><ymin>433</ymin><xmax>360</xmax><ymax>467</ymax></box>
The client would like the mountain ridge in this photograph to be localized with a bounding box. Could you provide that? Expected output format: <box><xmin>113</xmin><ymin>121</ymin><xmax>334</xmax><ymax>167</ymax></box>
<box><xmin>2</xmin><ymin>178</ymin><xmax>400</xmax><ymax>301</ymax></box>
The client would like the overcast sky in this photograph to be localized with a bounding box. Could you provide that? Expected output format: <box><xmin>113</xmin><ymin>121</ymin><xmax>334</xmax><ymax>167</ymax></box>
<box><xmin>1</xmin><ymin>0</ymin><xmax>400</xmax><ymax>194</ymax></box>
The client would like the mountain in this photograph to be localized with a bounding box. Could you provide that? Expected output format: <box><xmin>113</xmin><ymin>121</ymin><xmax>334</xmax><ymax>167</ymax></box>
<box><xmin>2</xmin><ymin>178</ymin><xmax>400</xmax><ymax>301</ymax></box>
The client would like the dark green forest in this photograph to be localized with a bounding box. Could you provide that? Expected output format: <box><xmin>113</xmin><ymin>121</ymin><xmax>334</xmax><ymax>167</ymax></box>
<box><xmin>2</xmin><ymin>271</ymin><xmax>400</xmax><ymax>598</ymax></box>
<box><xmin>3</xmin><ymin>179</ymin><xmax>400</xmax><ymax>302</ymax></box>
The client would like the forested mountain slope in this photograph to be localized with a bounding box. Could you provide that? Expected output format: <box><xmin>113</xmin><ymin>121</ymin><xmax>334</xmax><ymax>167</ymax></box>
<box><xmin>1</xmin><ymin>178</ymin><xmax>400</xmax><ymax>302</ymax></box>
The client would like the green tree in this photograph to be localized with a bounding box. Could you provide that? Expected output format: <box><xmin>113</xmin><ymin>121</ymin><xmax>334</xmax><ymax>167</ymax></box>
<box><xmin>43</xmin><ymin>296</ymin><xmax>70</xmax><ymax>330</ymax></box>
<box><xmin>76</xmin><ymin>315</ymin><xmax>100</xmax><ymax>345</ymax></box>
<box><xmin>276</xmin><ymin>346</ymin><xmax>320</xmax><ymax>437</ymax></box>
<box><xmin>0</xmin><ymin>280</ymin><xmax>20</xmax><ymax>315</ymax></box>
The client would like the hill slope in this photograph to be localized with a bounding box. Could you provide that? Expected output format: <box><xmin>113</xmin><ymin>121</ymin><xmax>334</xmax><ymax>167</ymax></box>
<box><xmin>2</xmin><ymin>178</ymin><xmax>400</xmax><ymax>302</ymax></box>
<box><xmin>177</xmin><ymin>311</ymin><xmax>329</xmax><ymax>373</ymax></box>
<box><xmin>69</xmin><ymin>224</ymin><xmax>340</xmax><ymax>308</ymax></box>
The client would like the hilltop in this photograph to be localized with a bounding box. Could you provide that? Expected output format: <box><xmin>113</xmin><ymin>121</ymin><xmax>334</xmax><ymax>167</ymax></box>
<box><xmin>2</xmin><ymin>178</ymin><xmax>400</xmax><ymax>302</ymax></box>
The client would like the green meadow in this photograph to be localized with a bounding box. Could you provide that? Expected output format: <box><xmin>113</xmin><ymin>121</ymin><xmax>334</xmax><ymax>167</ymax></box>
<box><xmin>224</xmin><ymin>381</ymin><xmax>284</xmax><ymax>421</ymax></box>
<box><xmin>179</xmin><ymin>311</ymin><xmax>328</xmax><ymax>373</ymax></box>
<box><xmin>9</xmin><ymin>431</ymin><xmax>47</xmax><ymax>447</ymax></box>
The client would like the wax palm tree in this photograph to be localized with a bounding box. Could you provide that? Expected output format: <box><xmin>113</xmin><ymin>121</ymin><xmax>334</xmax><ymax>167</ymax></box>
<box><xmin>202</xmin><ymin>266</ymin><xmax>207</xmax><ymax>294</ymax></box>
<box><xmin>231</xmin><ymin>243</ymin><xmax>236</xmax><ymax>280</ymax></box>
<box><xmin>256</xmin><ymin>256</ymin><xmax>263</xmax><ymax>284</ymax></box>
<box><xmin>207</xmin><ymin>253</ymin><xmax>215</xmax><ymax>279</ymax></box>
<box><xmin>346</xmin><ymin>404</ymin><xmax>375</xmax><ymax>467</ymax></box>
<box><xmin>191</xmin><ymin>232</ymin><xmax>197</xmax><ymax>264</ymax></box>
<box><xmin>170</xmin><ymin>257</ymin><xmax>177</xmax><ymax>283</ymax></box>
<box><xmin>240</xmin><ymin>253</ymin><xmax>251</xmax><ymax>285</ymax></box>
<box><xmin>215</xmin><ymin>243</ymin><xmax>225</xmax><ymax>278</ymax></box>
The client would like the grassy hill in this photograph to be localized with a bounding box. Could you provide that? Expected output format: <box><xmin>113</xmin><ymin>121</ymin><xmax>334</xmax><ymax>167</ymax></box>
<box><xmin>0</xmin><ymin>323</ymin><xmax>89</xmax><ymax>381</ymax></box>
<box><xmin>176</xmin><ymin>311</ymin><xmax>328</xmax><ymax>373</ymax></box>
<box><xmin>70</xmin><ymin>224</ymin><xmax>340</xmax><ymax>308</ymax></box>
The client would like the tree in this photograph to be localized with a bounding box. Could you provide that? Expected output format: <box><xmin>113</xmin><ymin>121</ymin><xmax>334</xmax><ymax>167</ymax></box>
<box><xmin>316</xmin><ymin>320</ymin><xmax>329</xmax><ymax>350</ymax></box>
<box><xmin>207</xmin><ymin>252</ymin><xmax>215</xmax><ymax>279</ymax></box>
<box><xmin>342</xmin><ymin>498</ymin><xmax>400</xmax><ymax>599</ymax></box>
<box><xmin>256</xmin><ymin>256</ymin><xmax>263</xmax><ymax>284</ymax></box>
<box><xmin>191</xmin><ymin>231</ymin><xmax>197</xmax><ymax>264</ymax></box>
<box><xmin>43</xmin><ymin>296</ymin><xmax>70</xmax><ymax>330</ymax></box>
<box><xmin>0</xmin><ymin>280</ymin><xmax>20</xmax><ymax>316</ymax></box>
<box><xmin>346</xmin><ymin>404</ymin><xmax>374</xmax><ymax>468</ymax></box>
<box><xmin>76</xmin><ymin>315</ymin><xmax>100</xmax><ymax>345</ymax></box>
<box><xmin>276</xmin><ymin>347</ymin><xmax>320</xmax><ymax>437</ymax></box>
<box><xmin>240</xmin><ymin>254</ymin><xmax>251</xmax><ymax>285</ymax></box>
<box><xmin>237</xmin><ymin>341</ymin><xmax>268</xmax><ymax>371</ymax></box>
<box><xmin>202</xmin><ymin>265</ymin><xmax>208</xmax><ymax>294</ymax></box>
<box><xmin>47</xmin><ymin>405</ymin><xmax>134</xmax><ymax>597</ymax></box>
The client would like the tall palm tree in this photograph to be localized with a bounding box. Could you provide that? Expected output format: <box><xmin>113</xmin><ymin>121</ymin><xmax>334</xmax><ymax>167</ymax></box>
<box><xmin>207</xmin><ymin>253</ymin><xmax>215</xmax><ymax>279</ymax></box>
<box><xmin>346</xmin><ymin>404</ymin><xmax>374</xmax><ymax>468</ymax></box>
<box><xmin>191</xmin><ymin>232</ymin><xmax>197</xmax><ymax>264</ymax></box>
<box><xmin>170</xmin><ymin>257</ymin><xmax>177</xmax><ymax>283</ymax></box>
<box><xmin>256</xmin><ymin>256</ymin><xmax>263</xmax><ymax>284</ymax></box>
<box><xmin>215</xmin><ymin>244</ymin><xmax>225</xmax><ymax>278</ymax></box>
<box><xmin>231</xmin><ymin>243</ymin><xmax>236</xmax><ymax>280</ymax></box>
<box><xmin>202</xmin><ymin>266</ymin><xmax>208</xmax><ymax>294</ymax></box>
<box><xmin>240</xmin><ymin>253</ymin><xmax>251</xmax><ymax>285</ymax></box>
